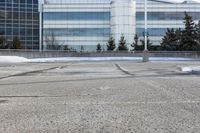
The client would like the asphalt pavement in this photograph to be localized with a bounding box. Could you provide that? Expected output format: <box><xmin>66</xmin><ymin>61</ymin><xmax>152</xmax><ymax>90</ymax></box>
<box><xmin>0</xmin><ymin>61</ymin><xmax>200</xmax><ymax>133</ymax></box>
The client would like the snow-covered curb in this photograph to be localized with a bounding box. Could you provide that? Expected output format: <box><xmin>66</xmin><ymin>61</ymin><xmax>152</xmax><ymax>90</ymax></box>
<box><xmin>0</xmin><ymin>56</ymin><xmax>30</xmax><ymax>63</ymax></box>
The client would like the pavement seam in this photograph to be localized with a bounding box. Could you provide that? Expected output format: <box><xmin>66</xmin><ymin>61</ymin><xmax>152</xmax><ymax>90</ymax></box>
<box><xmin>115</xmin><ymin>64</ymin><xmax>134</xmax><ymax>76</ymax></box>
<box><xmin>0</xmin><ymin>64</ymin><xmax>70</xmax><ymax>80</ymax></box>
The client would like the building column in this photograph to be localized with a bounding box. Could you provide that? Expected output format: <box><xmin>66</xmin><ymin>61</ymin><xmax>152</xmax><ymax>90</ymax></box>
<box><xmin>110</xmin><ymin>0</ymin><xmax>136</xmax><ymax>50</ymax></box>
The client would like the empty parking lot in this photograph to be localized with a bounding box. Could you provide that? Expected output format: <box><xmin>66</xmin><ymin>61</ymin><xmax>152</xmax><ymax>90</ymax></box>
<box><xmin>0</xmin><ymin>61</ymin><xmax>200</xmax><ymax>133</ymax></box>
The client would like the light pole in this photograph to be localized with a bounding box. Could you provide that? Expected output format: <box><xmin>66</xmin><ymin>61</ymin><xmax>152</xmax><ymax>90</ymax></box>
<box><xmin>143</xmin><ymin>0</ymin><xmax>149</xmax><ymax>62</ymax></box>
<box><xmin>39</xmin><ymin>0</ymin><xmax>43</xmax><ymax>52</ymax></box>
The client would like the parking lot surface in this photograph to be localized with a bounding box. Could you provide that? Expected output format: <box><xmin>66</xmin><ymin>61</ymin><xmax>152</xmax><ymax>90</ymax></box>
<box><xmin>0</xmin><ymin>61</ymin><xmax>200</xmax><ymax>133</ymax></box>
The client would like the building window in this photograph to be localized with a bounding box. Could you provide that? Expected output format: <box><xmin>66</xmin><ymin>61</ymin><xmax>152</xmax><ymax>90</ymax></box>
<box><xmin>43</xmin><ymin>12</ymin><xmax>110</xmax><ymax>21</ymax></box>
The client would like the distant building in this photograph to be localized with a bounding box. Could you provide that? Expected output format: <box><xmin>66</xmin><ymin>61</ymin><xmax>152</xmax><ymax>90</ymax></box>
<box><xmin>0</xmin><ymin>0</ymin><xmax>39</xmax><ymax>49</ymax></box>
<box><xmin>41</xmin><ymin>0</ymin><xmax>200</xmax><ymax>51</ymax></box>
<box><xmin>136</xmin><ymin>0</ymin><xmax>200</xmax><ymax>45</ymax></box>
<box><xmin>42</xmin><ymin>0</ymin><xmax>135</xmax><ymax>51</ymax></box>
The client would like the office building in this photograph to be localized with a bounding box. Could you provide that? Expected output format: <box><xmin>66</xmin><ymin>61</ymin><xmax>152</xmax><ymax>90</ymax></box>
<box><xmin>42</xmin><ymin>0</ymin><xmax>200</xmax><ymax>51</ymax></box>
<box><xmin>0</xmin><ymin>0</ymin><xmax>39</xmax><ymax>49</ymax></box>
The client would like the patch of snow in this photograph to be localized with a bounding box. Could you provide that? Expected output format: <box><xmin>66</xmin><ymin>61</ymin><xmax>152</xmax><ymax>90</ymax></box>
<box><xmin>150</xmin><ymin>57</ymin><xmax>198</xmax><ymax>61</ymax></box>
<box><xmin>179</xmin><ymin>66</ymin><xmax>200</xmax><ymax>72</ymax></box>
<box><xmin>30</xmin><ymin>57</ymin><xmax>142</xmax><ymax>62</ymax></box>
<box><xmin>30</xmin><ymin>57</ymin><xmax>199</xmax><ymax>62</ymax></box>
<box><xmin>0</xmin><ymin>56</ymin><xmax>30</xmax><ymax>63</ymax></box>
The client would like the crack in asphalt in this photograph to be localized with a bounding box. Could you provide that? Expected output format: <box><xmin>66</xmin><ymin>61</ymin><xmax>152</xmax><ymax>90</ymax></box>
<box><xmin>0</xmin><ymin>100</ymin><xmax>9</xmax><ymax>104</ymax></box>
<box><xmin>115</xmin><ymin>64</ymin><xmax>134</xmax><ymax>76</ymax></box>
<box><xmin>0</xmin><ymin>65</ymin><xmax>70</xmax><ymax>80</ymax></box>
<box><xmin>0</xmin><ymin>73</ymin><xmax>198</xmax><ymax>86</ymax></box>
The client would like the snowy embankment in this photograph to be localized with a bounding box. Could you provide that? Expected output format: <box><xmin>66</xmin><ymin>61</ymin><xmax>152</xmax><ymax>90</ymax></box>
<box><xmin>0</xmin><ymin>56</ymin><xmax>30</xmax><ymax>63</ymax></box>
<box><xmin>0</xmin><ymin>56</ymin><xmax>199</xmax><ymax>63</ymax></box>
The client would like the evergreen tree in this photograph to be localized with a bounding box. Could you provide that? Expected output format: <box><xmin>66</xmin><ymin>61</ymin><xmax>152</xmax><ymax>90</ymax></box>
<box><xmin>161</xmin><ymin>28</ymin><xmax>180</xmax><ymax>51</ymax></box>
<box><xmin>131</xmin><ymin>34</ymin><xmax>139</xmax><ymax>51</ymax></box>
<box><xmin>140</xmin><ymin>32</ymin><xmax>152</xmax><ymax>46</ymax></box>
<box><xmin>107</xmin><ymin>37</ymin><xmax>115</xmax><ymax>51</ymax></box>
<box><xmin>63</xmin><ymin>45</ymin><xmax>70</xmax><ymax>51</ymax></box>
<box><xmin>196</xmin><ymin>20</ymin><xmax>200</xmax><ymax>41</ymax></box>
<box><xmin>118</xmin><ymin>34</ymin><xmax>128</xmax><ymax>51</ymax></box>
<box><xmin>0</xmin><ymin>35</ymin><xmax>6</xmax><ymax>49</ymax></box>
<box><xmin>195</xmin><ymin>20</ymin><xmax>200</xmax><ymax>45</ymax></box>
<box><xmin>80</xmin><ymin>45</ymin><xmax>84</xmax><ymax>52</ymax></box>
<box><xmin>96</xmin><ymin>43</ymin><xmax>101</xmax><ymax>52</ymax></box>
<box><xmin>12</xmin><ymin>36</ymin><xmax>22</xmax><ymax>49</ymax></box>
<box><xmin>175</xmin><ymin>28</ymin><xmax>182</xmax><ymax>50</ymax></box>
<box><xmin>180</xmin><ymin>12</ymin><xmax>197</xmax><ymax>50</ymax></box>
<box><xmin>138</xmin><ymin>32</ymin><xmax>153</xmax><ymax>50</ymax></box>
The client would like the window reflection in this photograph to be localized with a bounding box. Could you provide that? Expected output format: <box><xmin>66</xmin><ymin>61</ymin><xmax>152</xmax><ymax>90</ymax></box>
<box><xmin>0</xmin><ymin>0</ymin><xmax>39</xmax><ymax>49</ymax></box>
<box><xmin>136</xmin><ymin>12</ymin><xmax>200</xmax><ymax>20</ymax></box>
<box><xmin>44</xmin><ymin>28</ymin><xmax>111</xmax><ymax>37</ymax></box>
<box><xmin>43</xmin><ymin>12</ymin><xmax>110</xmax><ymax>21</ymax></box>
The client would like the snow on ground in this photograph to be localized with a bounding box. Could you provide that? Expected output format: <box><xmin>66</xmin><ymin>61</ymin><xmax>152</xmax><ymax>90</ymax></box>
<box><xmin>179</xmin><ymin>66</ymin><xmax>200</xmax><ymax>73</ymax></box>
<box><xmin>30</xmin><ymin>57</ymin><xmax>142</xmax><ymax>62</ymax></box>
<box><xmin>0</xmin><ymin>56</ymin><xmax>30</xmax><ymax>63</ymax></box>
<box><xmin>0</xmin><ymin>56</ymin><xmax>199</xmax><ymax>63</ymax></box>
<box><xmin>30</xmin><ymin>57</ymin><xmax>199</xmax><ymax>63</ymax></box>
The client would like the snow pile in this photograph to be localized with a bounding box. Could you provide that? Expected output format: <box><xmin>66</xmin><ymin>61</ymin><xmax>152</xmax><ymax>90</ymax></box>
<box><xmin>179</xmin><ymin>66</ymin><xmax>200</xmax><ymax>73</ymax></box>
<box><xmin>0</xmin><ymin>56</ymin><xmax>30</xmax><ymax>63</ymax></box>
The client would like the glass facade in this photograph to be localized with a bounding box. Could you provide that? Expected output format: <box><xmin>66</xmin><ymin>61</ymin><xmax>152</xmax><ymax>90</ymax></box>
<box><xmin>0</xmin><ymin>0</ymin><xmax>39</xmax><ymax>49</ymax></box>
<box><xmin>43</xmin><ymin>2</ymin><xmax>111</xmax><ymax>51</ymax></box>
<box><xmin>136</xmin><ymin>12</ymin><xmax>200</xmax><ymax>21</ymax></box>
<box><xmin>136</xmin><ymin>0</ymin><xmax>200</xmax><ymax>45</ymax></box>
<box><xmin>42</xmin><ymin>0</ymin><xmax>200</xmax><ymax>51</ymax></box>
<box><xmin>43</xmin><ymin>12</ymin><xmax>110</xmax><ymax>21</ymax></box>
<box><xmin>136</xmin><ymin>28</ymin><xmax>168</xmax><ymax>36</ymax></box>
<box><xmin>44</xmin><ymin>28</ymin><xmax>110</xmax><ymax>37</ymax></box>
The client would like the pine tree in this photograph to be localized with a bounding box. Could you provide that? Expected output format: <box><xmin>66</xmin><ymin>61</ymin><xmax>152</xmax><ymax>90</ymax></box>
<box><xmin>175</xmin><ymin>28</ymin><xmax>182</xmax><ymax>50</ymax></box>
<box><xmin>161</xmin><ymin>28</ymin><xmax>180</xmax><ymax>51</ymax></box>
<box><xmin>107</xmin><ymin>37</ymin><xmax>115</xmax><ymax>51</ymax></box>
<box><xmin>180</xmin><ymin>12</ymin><xmax>197</xmax><ymax>51</ymax></box>
<box><xmin>139</xmin><ymin>32</ymin><xmax>153</xmax><ymax>50</ymax></box>
<box><xmin>12</xmin><ymin>36</ymin><xmax>22</xmax><ymax>49</ymax></box>
<box><xmin>131</xmin><ymin>34</ymin><xmax>139</xmax><ymax>51</ymax></box>
<box><xmin>193</xmin><ymin>20</ymin><xmax>200</xmax><ymax>50</ymax></box>
<box><xmin>196</xmin><ymin>20</ymin><xmax>200</xmax><ymax>41</ymax></box>
<box><xmin>80</xmin><ymin>45</ymin><xmax>84</xmax><ymax>52</ymax></box>
<box><xmin>96</xmin><ymin>43</ymin><xmax>101</xmax><ymax>52</ymax></box>
<box><xmin>0</xmin><ymin>35</ymin><xmax>5</xmax><ymax>49</ymax></box>
<box><xmin>64</xmin><ymin>45</ymin><xmax>70</xmax><ymax>51</ymax></box>
<box><xmin>118</xmin><ymin>34</ymin><xmax>128</xmax><ymax>51</ymax></box>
